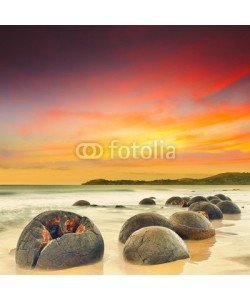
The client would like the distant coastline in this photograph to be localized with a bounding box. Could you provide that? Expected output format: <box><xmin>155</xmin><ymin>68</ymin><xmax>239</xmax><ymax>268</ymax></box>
<box><xmin>82</xmin><ymin>172</ymin><xmax>250</xmax><ymax>185</ymax></box>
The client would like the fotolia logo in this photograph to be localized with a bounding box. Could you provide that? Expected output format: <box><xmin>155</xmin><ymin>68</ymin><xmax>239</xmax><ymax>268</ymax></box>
<box><xmin>75</xmin><ymin>140</ymin><xmax>176</xmax><ymax>160</ymax></box>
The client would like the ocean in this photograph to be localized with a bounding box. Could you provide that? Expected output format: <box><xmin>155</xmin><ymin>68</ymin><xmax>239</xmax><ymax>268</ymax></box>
<box><xmin>0</xmin><ymin>184</ymin><xmax>249</xmax><ymax>274</ymax></box>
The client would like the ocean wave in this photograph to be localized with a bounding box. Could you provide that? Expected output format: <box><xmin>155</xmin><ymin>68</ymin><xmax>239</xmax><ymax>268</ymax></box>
<box><xmin>0</xmin><ymin>192</ymin><xmax>16</xmax><ymax>196</ymax></box>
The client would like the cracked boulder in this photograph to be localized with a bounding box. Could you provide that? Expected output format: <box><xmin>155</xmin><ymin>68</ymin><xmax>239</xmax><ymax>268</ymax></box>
<box><xmin>119</xmin><ymin>212</ymin><xmax>174</xmax><ymax>243</ymax></box>
<box><xmin>165</xmin><ymin>196</ymin><xmax>182</xmax><ymax>205</ymax></box>
<box><xmin>189</xmin><ymin>201</ymin><xmax>223</xmax><ymax>220</ymax></box>
<box><xmin>169</xmin><ymin>211</ymin><xmax>215</xmax><ymax>240</ymax></box>
<box><xmin>15</xmin><ymin>210</ymin><xmax>104</xmax><ymax>270</ymax></box>
<box><xmin>180</xmin><ymin>197</ymin><xmax>191</xmax><ymax>207</ymax></box>
<box><xmin>216</xmin><ymin>201</ymin><xmax>241</xmax><ymax>214</ymax></box>
<box><xmin>123</xmin><ymin>226</ymin><xmax>190</xmax><ymax>265</ymax></box>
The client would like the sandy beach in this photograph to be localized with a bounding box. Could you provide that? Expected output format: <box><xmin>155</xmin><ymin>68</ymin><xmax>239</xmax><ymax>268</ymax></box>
<box><xmin>1</xmin><ymin>185</ymin><xmax>249</xmax><ymax>275</ymax></box>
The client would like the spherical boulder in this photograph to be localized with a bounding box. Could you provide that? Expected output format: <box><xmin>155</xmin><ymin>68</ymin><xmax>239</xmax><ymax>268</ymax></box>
<box><xmin>139</xmin><ymin>198</ymin><xmax>156</xmax><ymax>205</ymax></box>
<box><xmin>189</xmin><ymin>201</ymin><xmax>223</xmax><ymax>220</ymax></box>
<box><xmin>169</xmin><ymin>211</ymin><xmax>215</xmax><ymax>240</ymax></box>
<box><xmin>214</xmin><ymin>194</ymin><xmax>229</xmax><ymax>201</ymax></box>
<box><xmin>72</xmin><ymin>200</ymin><xmax>90</xmax><ymax>206</ymax></box>
<box><xmin>180</xmin><ymin>197</ymin><xmax>191</xmax><ymax>207</ymax></box>
<box><xmin>115</xmin><ymin>205</ymin><xmax>126</xmax><ymax>208</ymax></box>
<box><xmin>210</xmin><ymin>199</ymin><xmax>222</xmax><ymax>205</ymax></box>
<box><xmin>165</xmin><ymin>196</ymin><xmax>182</xmax><ymax>205</ymax></box>
<box><xmin>119</xmin><ymin>212</ymin><xmax>174</xmax><ymax>243</ymax></box>
<box><xmin>188</xmin><ymin>196</ymin><xmax>208</xmax><ymax>206</ymax></box>
<box><xmin>207</xmin><ymin>196</ymin><xmax>221</xmax><ymax>201</ymax></box>
<box><xmin>15</xmin><ymin>210</ymin><xmax>104</xmax><ymax>270</ymax></box>
<box><xmin>123</xmin><ymin>226</ymin><xmax>190</xmax><ymax>265</ymax></box>
<box><xmin>216</xmin><ymin>201</ymin><xmax>241</xmax><ymax>214</ymax></box>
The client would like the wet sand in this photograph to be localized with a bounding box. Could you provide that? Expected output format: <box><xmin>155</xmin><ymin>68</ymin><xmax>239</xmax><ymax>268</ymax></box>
<box><xmin>4</xmin><ymin>209</ymin><xmax>249</xmax><ymax>275</ymax></box>
<box><xmin>0</xmin><ymin>185</ymin><xmax>250</xmax><ymax>275</ymax></box>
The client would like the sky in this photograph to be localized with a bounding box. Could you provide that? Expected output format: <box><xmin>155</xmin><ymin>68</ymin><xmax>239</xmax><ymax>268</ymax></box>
<box><xmin>0</xmin><ymin>25</ymin><xmax>249</xmax><ymax>184</ymax></box>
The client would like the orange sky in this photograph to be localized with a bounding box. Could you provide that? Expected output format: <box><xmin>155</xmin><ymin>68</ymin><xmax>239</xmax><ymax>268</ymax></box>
<box><xmin>0</xmin><ymin>26</ymin><xmax>250</xmax><ymax>184</ymax></box>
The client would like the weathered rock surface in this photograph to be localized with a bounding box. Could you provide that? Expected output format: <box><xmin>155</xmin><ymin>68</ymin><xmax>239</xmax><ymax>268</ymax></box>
<box><xmin>16</xmin><ymin>210</ymin><xmax>104</xmax><ymax>270</ymax></box>
<box><xmin>189</xmin><ymin>201</ymin><xmax>223</xmax><ymax>220</ymax></box>
<box><xmin>216</xmin><ymin>201</ymin><xmax>241</xmax><ymax>214</ymax></box>
<box><xmin>123</xmin><ymin>226</ymin><xmax>190</xmax><ymax>265</ymax></box>
<box><xmin>119</xmin><ymin>212</ymin><xmax>174</xmax><ymax>243</ymax></box>
<box><xmin>169</xmin><ymin>211</ymin><xmax>215</xmax><ymax>240</ymax></box>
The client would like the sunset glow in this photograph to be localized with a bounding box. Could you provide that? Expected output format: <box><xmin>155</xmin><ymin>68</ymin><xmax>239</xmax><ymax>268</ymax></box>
<box><xmin>0</xmin><ymin>26</ymin><xmax>250</xmax><ymax>184</ymax></box>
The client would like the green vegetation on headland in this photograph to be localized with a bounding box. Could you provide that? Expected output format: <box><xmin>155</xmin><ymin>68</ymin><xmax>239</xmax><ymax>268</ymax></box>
<box><xmin>82</xmin><ymin>172</ymin><xmax>250</xmax><ymax>185</ymax></box>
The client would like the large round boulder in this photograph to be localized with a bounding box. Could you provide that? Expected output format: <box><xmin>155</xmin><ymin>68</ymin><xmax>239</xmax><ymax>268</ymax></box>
<box><xmin>216</xmin><ymin>201</ymin><xmax>241</xmax><ymax>214</ymax></box>
<box><xmin>15</xmin><ymin>210</ymin><xmax>104</xmax><ymax>270</ymax></box>
<box><xmin>180</xmin><ymin>197</ymin><xmax>191</xmax><ymax>207</ymax></box>
<box><xmin>139</xmin><ymin>198</ymin><xmax>156</xmax><ymax>205</ymax></box>
<box><xmin>119</xmin><ymin>212</ymin><xmax>174</xmax><ymax>243</ymax></box>
<box><xmin>123</xmin><ymin>226</ymin><xmax>190</xmax><ymax>265</ymax></box>
<box><xmin>189</xmin><ymin>201</ymin><xmax>223</xmax><ymax>220</ymax></box>
<box><xmin>209</xmin><ymin>199</ymin><xmax>222</xmax><ymax>205</ymax></box>
<box><xmin>169</xmin><ymin>211</ymin><xmax>215</xmax><ymax>240</ymax></box>
<box><xmin>207</xmin><ymin>196</ymin><xmax>221</xmax><ymax>202</ymax></box>
<box><xmin>214</xmin><ymin>194</ymin><xmax>230</xmax><ymax>201</ymax></box>
<box><xmin>73</xmin><ymin>200</ymin><xmax>90</xmax><ymax>206</ymax></box>
<box><xmin>188</xmin><ymin>196</ymin><xmax>208</xmax><ymax>206</ymax></box>
<box><xmin>165</xmin><ymin>196</ymin><xmax>182</xmax><ymax>205</ymax></box>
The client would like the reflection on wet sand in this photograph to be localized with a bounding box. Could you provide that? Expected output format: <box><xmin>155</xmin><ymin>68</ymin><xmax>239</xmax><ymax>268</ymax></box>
<box><xmin>121</xmin><ymin>257</ymin><xmax>188</xmax><ymax>275</ymax></box>
<box><xmin>223</xmin><ymin>214</ymin><xmax>242</xmax><ymax>221</ymax></box>
<box><xmin>211</xmin><ymin>218</ymin><xmax>240</xmax><ymax>229</ymax></box>
<box><xmin>16</xmin><ymin>260</ymin><xmax>104</xmax><ymax>275</ymax></box>
<box><xmin>210</xmin><ymin>219</ymin><xmax>224</xmax><ymax>229</ymax></box>
<box><xmin>211</xmin><ymin>216</ymin><xmax>241</xmax><ymax>237</ymax></box>
<box><xmin>215</xmin><ymin>231</ymin><xmax>237</xmax><ymax>236</ymax></box>
<box><xmin>227</xmin><ymin>255</ymin><xmax>250</xmax><ymax>267</ymax></box>
<box><xmin>185</xmin><ymin>237</ymin><xmax>216</xmax><ymax>263</ymax></box>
